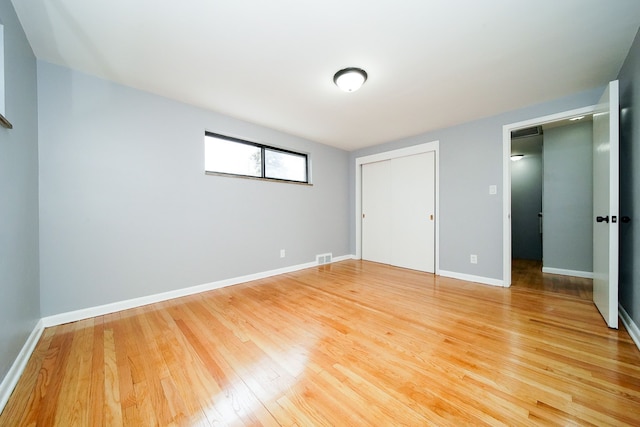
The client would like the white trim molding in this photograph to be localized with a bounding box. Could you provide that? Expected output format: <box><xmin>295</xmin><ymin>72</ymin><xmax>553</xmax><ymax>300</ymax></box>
<box><xmin>42</xmin><ymin>255</ymin><xmax>355</xmax><ymax>327</ymax></box>
<box><xmin>0</xmin><ymin>319</ymin><xmax>45</xmax><ymax>414</ymax></box>
<box><xmin>439</xmin><ymin>270</ymin><xmax>504</xmax><ymax>287</ymax></box>
<box><xmin>502</xmin><ymin>105</ymin><xmax>598</xmax><ymax>287</ymax></box>
<box><xmin>619</xmin><ymin>304</ymin><xmax>640</xmax><ymax>351</ymax></box>
<box><xmin>541</xmin><ymin>267</ymin><xmax>594</xmax><ymax>279</ymax></box>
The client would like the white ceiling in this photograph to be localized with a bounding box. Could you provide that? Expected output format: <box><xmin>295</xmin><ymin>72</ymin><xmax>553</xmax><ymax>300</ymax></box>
<box><xmin>11</xmin><ymin>0</ymin><xmax>640</xmax><ymax>151</ymax></box>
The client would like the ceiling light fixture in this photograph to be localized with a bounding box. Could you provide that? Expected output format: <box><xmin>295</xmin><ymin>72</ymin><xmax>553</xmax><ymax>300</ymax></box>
<box><xmin>570</xmin><ymin>116</ymin><xmax>585</xmax><ymax>121</ymax></box>
<box><xmin>333</xmin><ymin>67</ymin><xmax>368</xmax><ymax>92</ymax></box>
<box><xmin>511</xmin><ymin>155</ymin><xmax>524</xmax><ymax>161</ymax></box>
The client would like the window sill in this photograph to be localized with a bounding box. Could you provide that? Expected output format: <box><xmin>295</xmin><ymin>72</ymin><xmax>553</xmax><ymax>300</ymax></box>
<box><xmin>205</xmin><ymin>171</ymin><xmax>313</xmax><ymax>186</ymax></box>
<box><xmin>0</xmin><ymin>113</ymin><xmax>12</xmax><ymax>129</ymax></box>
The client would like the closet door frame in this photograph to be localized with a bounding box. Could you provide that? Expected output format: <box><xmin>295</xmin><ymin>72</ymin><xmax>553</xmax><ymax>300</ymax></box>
<box><xmin>355</xmin><ymin>140</ymin><xmax>439</xmax><ymax>274</ymax></box>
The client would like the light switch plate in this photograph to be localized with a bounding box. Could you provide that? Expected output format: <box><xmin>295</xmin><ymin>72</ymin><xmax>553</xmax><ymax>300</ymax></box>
<box><xmin>489</xmin><ymin>185</ymin><xmax>497</xmax><ymax>195</ymax></box>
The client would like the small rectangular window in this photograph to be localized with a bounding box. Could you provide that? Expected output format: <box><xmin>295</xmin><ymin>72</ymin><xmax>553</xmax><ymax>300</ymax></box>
<box><xmin>205</xmin><ymin>132</ymin><xmax>309</xmax><ymax>184</ymax></box>
<box><xmin>205</xmin><ymin>134</ymin><xmax>261</xmax><ymax>178</ymax></box>
<box><xmin>265</xmin><ymin>148</ymin><xmax>307</xmax><ymax>182</ymax></box>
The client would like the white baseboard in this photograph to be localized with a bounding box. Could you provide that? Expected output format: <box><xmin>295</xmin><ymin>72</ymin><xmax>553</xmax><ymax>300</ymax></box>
<box><xmin>619</xmin><ymin>304</ymin><xmax>640</xmax><ymax>352</ymax></box>
<box><xmin>42</xmin><ymin>255</ymin><xmax>355</xmax><ymax>328</ymax></box>
<box><xmin>439</xmin><ymin>270</ymin><xmax>504</xmax><ymax>287</ymax></box>
<box><xmin>333</xmin><ymin>254</ymin><xmax>356</xmax><ymax>262</ymax></box>
<box><xmin>0</xmin><ymin>319</ymin><xmax>45</xmax><ymax>414</ymax></box>
<box><xmin>541</xmin><ymin>267</ymin><xmax>593</xmax><ymax>279</ymax></box>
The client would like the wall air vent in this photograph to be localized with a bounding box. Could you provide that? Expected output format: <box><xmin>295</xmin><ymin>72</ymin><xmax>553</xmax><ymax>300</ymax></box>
<box><xmin>316</xmin><ymin>253</ymin><xmax>333</xmax><ymax>265</ymax></box>
<box><xmin>511</xmin><ymin>126</ymin><xmax>542</xmax><ymax>139</ymax></box>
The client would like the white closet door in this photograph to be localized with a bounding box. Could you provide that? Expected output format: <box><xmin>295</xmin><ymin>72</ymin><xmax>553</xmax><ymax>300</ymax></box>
<box><xmin>361</xmin><ymin>152</ymin><xmax>435</xmax><ymax>273</ymax></box>
<box><xmin>362</xmin><ymin>160</ymin><xmax>392</xmax><ymax>265</ymax></box>
<box><xmin>391</xmin><ymin>152</ymin><xmax>435</xmax><ymax>273</ymax></box>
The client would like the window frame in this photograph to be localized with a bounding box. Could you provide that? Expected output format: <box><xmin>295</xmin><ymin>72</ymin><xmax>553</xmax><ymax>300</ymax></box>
<box><xmin>0</xmin><ymin>22</ymin><xmax>12</xmax><ymax>129</ymax></box>
<box><xmin>204</xmin><ymin>131</ymin><xmax>310</xmax><ymax>185</ymax></box>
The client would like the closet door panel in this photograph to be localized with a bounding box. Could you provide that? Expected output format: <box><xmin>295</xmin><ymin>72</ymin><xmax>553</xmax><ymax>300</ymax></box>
<box><xmin>390</xmin><ymin>152</ymin><xmax>435</xmax><ymax>273</ymax></box>
<box><xmin>362</xmin><ymin>160</ymin><xmax>392</xmax><ymax>265</ymax></box>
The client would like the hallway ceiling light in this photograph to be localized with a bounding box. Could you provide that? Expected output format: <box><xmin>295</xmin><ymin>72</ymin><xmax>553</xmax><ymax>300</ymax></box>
<box><xmin>570</xmin><ymin>116</ymin><xmax>585</xmax><ymax>121</ymax></box>
<box><xmin>511</xmin><ymin>155</ymin><xmax>524</xmax><ymax>161</ymax></box>
<box><xmin>333</xmin><ymin>67</ymin><xmax>368</xmax><ymax>92</ymax></box>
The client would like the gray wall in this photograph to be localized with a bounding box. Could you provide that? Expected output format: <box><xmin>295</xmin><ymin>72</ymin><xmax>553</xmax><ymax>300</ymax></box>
<box><xmin>511</xmin><ymin>136</ymin><xmax>543</xmax><ymax>261</ymax></box>
<box><xmin>618</xmin><ymin>28</ymin><xmax>640</xmax><ymax>328</ymax></box>
<box><xmin>542</xmin><ymin>121</ymin><xmax>593</xmax><ymax>273</ymax></box>
<box><xmin>350</xmin><ymin>88</ymin><xmax>603</xmax><ymax>281</ymax></box>
<box><xmin>0</xmin><ymin>0</ymin><xmax>40</xmax><ymax>383</ymax></box>
<box><xmin>38</xmin><ymin>62</ymin><xmax>350</xmax><ymax>316</ymax></box>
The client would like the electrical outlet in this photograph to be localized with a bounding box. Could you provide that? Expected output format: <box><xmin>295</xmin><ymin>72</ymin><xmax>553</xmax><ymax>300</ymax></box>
<box><xmin>470</xmin><ymin>254</ymin><xmax>478</xmax><ymax>264</ymax></box>
<box><xmin>280</xmin><ymin>249</ymin><xmax>286</xmax><ymax>258</ymax></box>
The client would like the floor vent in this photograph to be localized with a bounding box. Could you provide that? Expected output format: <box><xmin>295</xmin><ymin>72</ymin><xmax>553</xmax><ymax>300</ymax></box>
<box><xmin>316</xmin><ymin>253</ymin><xmax>333</xmax><ymax>265</ymax></box>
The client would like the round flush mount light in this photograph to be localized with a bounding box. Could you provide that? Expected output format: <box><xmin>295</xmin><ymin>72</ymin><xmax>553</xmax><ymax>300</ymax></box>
<box><xmin>511</xmin><ymin>155</ymin><xmax>524</xmax><ymax>162</ymax></box>
<box><xmin>333</xmin><ymin>67</ymin><xmax>368</xmax><ymax>92</ymax></box>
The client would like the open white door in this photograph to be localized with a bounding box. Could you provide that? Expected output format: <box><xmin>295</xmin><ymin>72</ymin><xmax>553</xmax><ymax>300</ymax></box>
<box><xmin>592</xmin><ymin>80</ymin><xmax>619</xmax><ymax>329</ymax></box>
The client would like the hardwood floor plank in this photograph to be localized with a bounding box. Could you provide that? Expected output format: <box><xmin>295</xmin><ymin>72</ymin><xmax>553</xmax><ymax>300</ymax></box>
<box><xmin>88</xmin><ymin>316</ymin><xmax>105</xmax><ymax>427</ymax></box>
<box><xmin>134</xmin><ymin>309</ymin><xmax>175</xmax><ymax>426</ymax></box>
<box><xmin>103</xmin><ymin>328</ymin><xmax>123</xmax><ymax>427</ymax></box>
<box><xmin>1</xmin><ymin>260</ymin><xmax>639</xmax><ymax>426</ymax></box>
<box><xmin>34</xmin><ymin>323</ymin><xmax>77</xmax><ymax>426</ymax></box>
<box><xmin>52</xmin><ymin>319</ymin><xmax>94</xmax><ymax>427</ymax></box>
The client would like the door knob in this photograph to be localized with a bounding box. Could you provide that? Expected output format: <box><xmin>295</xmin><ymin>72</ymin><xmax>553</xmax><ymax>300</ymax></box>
<box><xmin>596</xmin><ymin>215</ymin><xmax>609</xmax><ymax>223</ymax></box>
<box><xmin>622</xmin><ymin>216</ymin><xmax>631</xmax><ymax>223</ymax></box>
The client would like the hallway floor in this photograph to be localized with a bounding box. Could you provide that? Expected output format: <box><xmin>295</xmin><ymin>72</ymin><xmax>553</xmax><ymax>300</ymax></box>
<box><xmin>511</xmin><ymin>259</ymin><xmax>593</xmax><ymax>300</ymax></box>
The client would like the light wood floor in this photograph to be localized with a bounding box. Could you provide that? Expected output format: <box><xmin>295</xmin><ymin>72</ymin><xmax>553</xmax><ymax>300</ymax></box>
<box><xmin>1</xmin><ymin>260</ymin><xmax>639</xmax><ymax>426</ymax></box>
<box><xmin>511</xmin><ymin>259</ymin><xmax>593</xmax><ymax>300</ymax></box>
